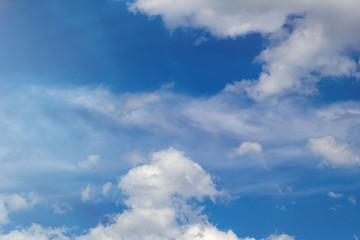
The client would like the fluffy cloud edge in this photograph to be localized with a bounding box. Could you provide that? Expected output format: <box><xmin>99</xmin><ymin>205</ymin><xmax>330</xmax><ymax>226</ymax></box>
<box><xmin>0</xmin><ymin>148</ymin><xmax>295</xmax><ymax>240</ymax></box>
<box><xmin>308</xmin><ymin>136</ymin><xmax>360</xmax><ymax>167</ymax></box>
<box><xmin>128</xmin><ymin>0</ymin><xmax>360</xmax><ymax>100</ymax></box>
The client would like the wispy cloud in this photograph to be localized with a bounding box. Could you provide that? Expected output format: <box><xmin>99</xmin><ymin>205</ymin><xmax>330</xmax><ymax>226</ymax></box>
<box><xmin>1</xmin><ymin>84</ymin><xmax>360</xmax><ymax>202</ymax></box>
<box><xmin>77</xmin><ymin>155</ymin><xmax>101</xmax><ymax>169</ymax></box>
<box><xmin>348</xmin><ymin>195</ymin><xmax>357</xmax><ymax>205</ymax></box>
<box><xmin>328</xmin><ymin>192</ymin><xmax>343</xmax><ymax>199</ymax></box>
<box><xmin>81</xmin><ymin>185</ymin><xmax>92</xmax><ymax>202</ymax></box>
<box><xmin>262</xmin><ymin>233</ymin><xmax>294</xmax><ymax>240</ymax></box>
<box><xmin>102</xmin><ymin>182</ymin><xmax>112</xmax><ymax>196</ymax></box>
<box><xmin>227</xmin><ymin>141</ymin><xmax>263</xmax><ymax>158</ymax></box>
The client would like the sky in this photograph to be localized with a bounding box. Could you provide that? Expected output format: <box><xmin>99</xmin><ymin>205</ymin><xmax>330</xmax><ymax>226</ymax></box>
<box><xmin>0</xmin><ymin>0</ymin><xmax>360</xmax><ymax>239</ymax></box>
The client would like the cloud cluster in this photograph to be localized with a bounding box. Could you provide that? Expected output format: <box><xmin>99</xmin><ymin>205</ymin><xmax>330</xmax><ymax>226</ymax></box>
<box><xmin>1</xmin><ymin>84</ymin><xmax>359</xmax><ymax>238</ymax></box>
<box><xmin>0</xmin><ymin>148</ymin><xmax>294</xmax><ymax>240</ymax></box>
<box><xmin>129</xmin><ymin>0</ymin><xmax>360</xmax><ymax>100</ymax></box>
<box><xmin>1</xmin><ymin>83</ymin><xmax>360</xmax><ymax>212</ymax></box>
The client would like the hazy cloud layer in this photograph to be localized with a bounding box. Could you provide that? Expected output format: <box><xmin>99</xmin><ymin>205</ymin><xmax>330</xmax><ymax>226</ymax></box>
<box><xmin>2</xmin><ymin>84</ymin><xmax>360</xmax><ymax>197</ymax></box>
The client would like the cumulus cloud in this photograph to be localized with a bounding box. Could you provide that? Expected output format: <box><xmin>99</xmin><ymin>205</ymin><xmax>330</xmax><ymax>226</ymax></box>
<box><xmin>129</xmin><ymin>0</ymin><xmax>360</xmax><ymax>100</ymax></box>
<box><xmin>241</xmin><ymin>14</ymin><xmax>360</xmax><ymax>100</ymax></box>
<box><xmin>75</xmin><ymin>148</ymin><xmax>253</xmax><ymax>240</ymax></box>
<box><xmin>128</xmin><ymin>0</ymin><xmax>291</xmax><ymax>37</ymax></box>
<box><xmin>308</xmin><ymin>136</ymin><xmax>360</xmax><ymax>167</ymax></box>
<box><xmin>119</xmin><ymin>148</ymin><xmax>219</xmax><ymax>207</ymax></box>
<box><xmin>77</xmin><ymin>155</ymin><xmax>101</xmax><ymax>169</ymax></box>
<box><xmin>228</xmin><ymin>141</ymin><xmax>263</xmax><ymax>158</ymax></box>
<box><xmin>0</xmin><ymin>148</ymin><xmax>293</xmax><ymax>239</ymax></box>
<box><xmin>328</xmin><ymin>192</ymin><xmax>343</xmax><ymax>199</ymax></box>
<box><xmin>0</xmin><ymin>224</ymin><xmax>69</xmax><ymax>240</ymax></box>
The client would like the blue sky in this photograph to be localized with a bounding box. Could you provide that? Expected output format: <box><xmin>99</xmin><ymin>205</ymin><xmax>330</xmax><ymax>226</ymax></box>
<box><xmin>0</xmin><ymin>0</ymin><xmax>360</xmax><ymax>239</ymax></box>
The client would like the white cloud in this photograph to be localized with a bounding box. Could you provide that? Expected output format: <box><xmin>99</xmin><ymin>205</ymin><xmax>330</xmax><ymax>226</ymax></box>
<box><xmin>102</xmin><ymin>182</ymin><xmax>112</xmax><ymax>196</ymax></box>
<box><xmin>183</xmin><ymin>225</ymin><xmax>256</xmax><ymax>240</ymax></box>
<box><xmin>262</xmin><ymin>234</ymin><xmax>295</xmax><ymax>240</ymax></box>
<box><xmin>81</xmin><ymin>185</ymin><xmax>92</xmax><ymax>202</ymax></box>
<box><xmin>128</xmin><ymin>0</ymin><xmax>291</xmax><ymax>38</ymax></box>
<box><xmin>348</xmin><ymin>195</ymin><xmax>357</xmax><ymax>205</ymax></box>
<box><xmin>0</xmin><ymin>193</ymin><xmax>38</xmax><ymax>225</ymax></box>
<box><xmin>74</xmin><ymin>148</ymin><xmax>256</xmax><ymax>240</ymax></box>
<box><xmin>328</xmin><ymin>192</ymin><xmax>343</xmax><ymax>199</ymax></box>
<box><xmin>0</xmin><ymin>148</ymin><xmax>293</xmax><ymax>240</ymax></box>
<box><xmin>308</xmin><ymin>136</ymin><xmax>360</xmax><ymax>167</ymax></box>
<box><xmin>0</xmin><ymin>224</ymin><xmax>69</xmax><ymax>240</ymax></box>
<box><xmin>62</xmin><ymin>87</ymin><xmax>161</xmax><ymax>123</ymax></box>
<box><xmin>118</xmin><ymin>147</ymin><xmax>219</xmax><ymax>209</ymax></box>
<box><xmin>228</xmin><ymin>141</ymin><xmax>262</xmax><ymax>158</ymax></box>
<box><xmin>241</xmin><ymin>16</ymin><xmax>359</xmax><ymax>100</ymax></box>
<box><xmin>354</xmin><ymin>234</ymin><xmax>359</xmax><ymax>240</ymax></box>
<box><xmin>77</xmin><ymin>155</ymin><xmax>101</xmax><ymax>169</ymax></box>
<box><xmin>55</xmin><ymin>86</ymin><xmax>177</xmax><ymax>132</ymax></box>
<box><xmin>129</xmin><ymin>0</ymin><xmax>360</xmax><ymax>100</ymax></box>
